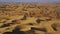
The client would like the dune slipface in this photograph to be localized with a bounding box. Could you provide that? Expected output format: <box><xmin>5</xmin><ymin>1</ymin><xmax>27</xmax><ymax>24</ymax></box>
<box><xmin>0</xmin><ymin>2</ymin><xmax>60</xmax><ymax>34</ymax></box>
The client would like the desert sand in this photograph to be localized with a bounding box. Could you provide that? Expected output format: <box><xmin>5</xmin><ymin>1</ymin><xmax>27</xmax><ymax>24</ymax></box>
<box><xmin>0</xmin><ymin>2</ymin><xmax>60</xmax><ymax>34</ymax></box>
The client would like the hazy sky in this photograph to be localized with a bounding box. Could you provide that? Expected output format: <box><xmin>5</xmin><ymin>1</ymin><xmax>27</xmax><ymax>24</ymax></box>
<box><xmin>0</xmin><ymin>0</ymin><xmax>60</xmax><ymax>2</ymax></box>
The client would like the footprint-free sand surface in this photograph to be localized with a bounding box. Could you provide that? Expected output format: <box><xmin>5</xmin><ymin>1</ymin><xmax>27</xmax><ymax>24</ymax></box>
<box><xmin>0</xmin><ymin>2</ymin><xmax>60</xmax><ymax>34</ymax></box>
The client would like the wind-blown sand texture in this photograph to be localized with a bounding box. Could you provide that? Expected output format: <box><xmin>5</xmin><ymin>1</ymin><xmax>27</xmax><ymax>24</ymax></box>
<box><xmin>0</xmin><ymin>2</ymin><xmax>60</xmax><ymax>34</ymax></box>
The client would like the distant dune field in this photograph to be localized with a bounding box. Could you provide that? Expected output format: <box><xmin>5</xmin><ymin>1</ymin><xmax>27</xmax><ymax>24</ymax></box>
<box><xmin>0</xmin><ymin>2</ymin><xmax>60</xmax><ymax>34</ymax></box>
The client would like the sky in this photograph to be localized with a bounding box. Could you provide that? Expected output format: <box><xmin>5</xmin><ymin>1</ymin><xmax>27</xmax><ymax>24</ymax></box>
<box><xmin>0</xmin><ymin>0</ymin><xmax>60</xmax><ymax>2</ymax></box>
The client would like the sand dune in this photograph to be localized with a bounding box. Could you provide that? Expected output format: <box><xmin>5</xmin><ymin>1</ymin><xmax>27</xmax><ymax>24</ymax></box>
<box><xmin>0</xmin><ymin>2</ymin><xmax>60</xmax><ymax>34</ymax></box>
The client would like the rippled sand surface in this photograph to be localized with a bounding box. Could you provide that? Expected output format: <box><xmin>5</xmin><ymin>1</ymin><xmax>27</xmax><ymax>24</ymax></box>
<box><xmin>0</xmin><ymin>2</ymin><xmax>60</xmax><ymax>34</ymax></box>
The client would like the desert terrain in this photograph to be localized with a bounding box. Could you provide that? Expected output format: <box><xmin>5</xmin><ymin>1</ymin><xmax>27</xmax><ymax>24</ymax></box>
<box><xmin>0</xmin><ymin>2</ymin><xmax>60</xmax><ymax>34</ymax></box>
